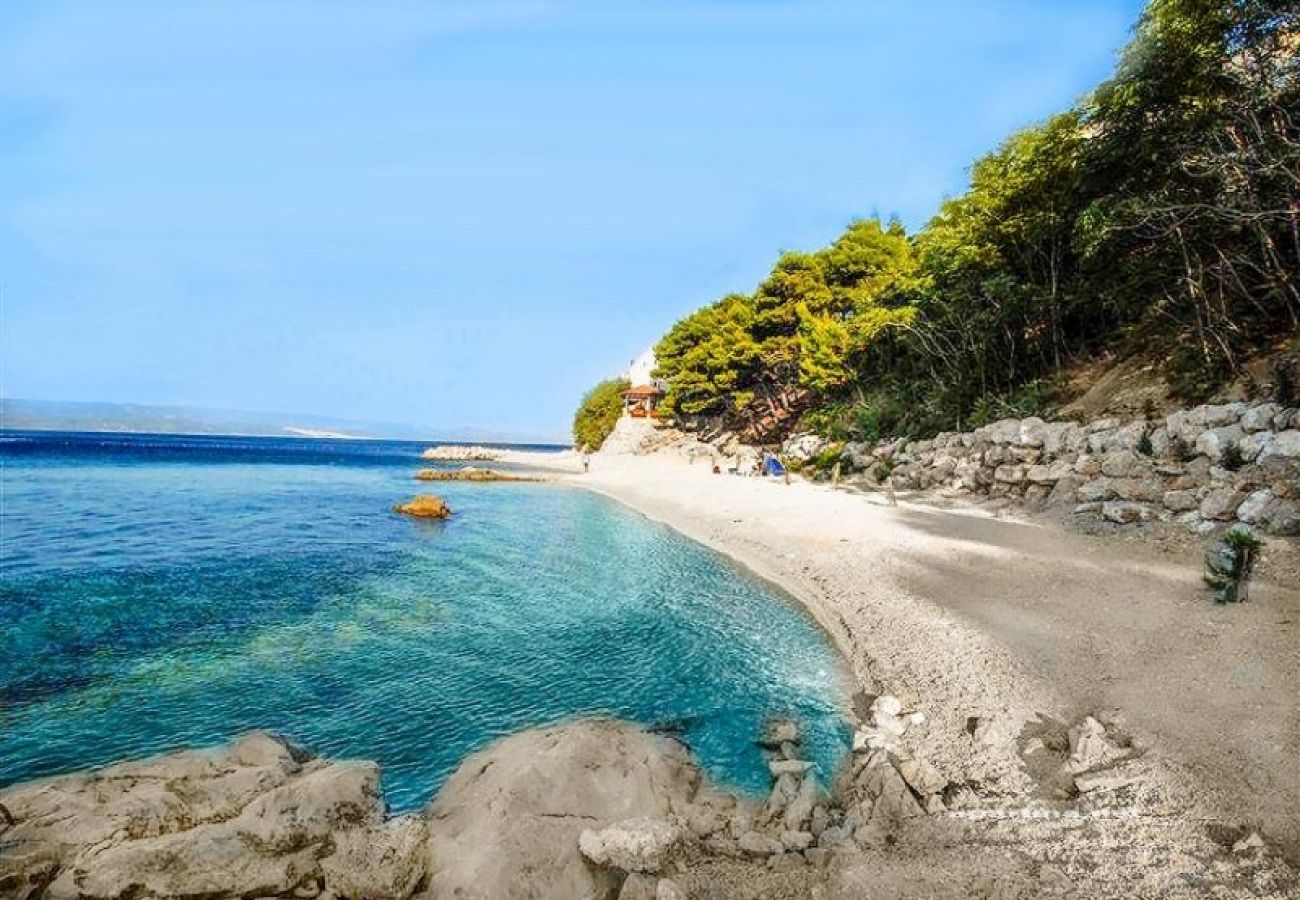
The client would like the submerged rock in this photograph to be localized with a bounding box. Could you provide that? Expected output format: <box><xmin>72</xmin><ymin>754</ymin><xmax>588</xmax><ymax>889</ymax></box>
<box><xmin>414</xmin><ymin>467</ymin><xmax>536</xmax><ymax>483</ymax></box>
<box><xmin>393</xmin><ymin>494</ymin><xmax>452</xmax><ymax>518</ymax></box>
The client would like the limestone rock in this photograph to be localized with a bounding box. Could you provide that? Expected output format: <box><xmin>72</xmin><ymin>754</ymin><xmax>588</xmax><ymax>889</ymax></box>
<box><xmin>425</xmin><ymin>719</ymin><xmax>703</xmax><ymax>900</ymax></box>
<box><xmin>1261</xmin><ymin>430</ymin><xmax>1300</xmax><ymax>460</ymax></box>
<box><xmin>1259</xmin><ymin>497</ymin><xmax>1300</xmax><ymax>535</ymax></box>
<box><xmin>897</xmin><ymin>759</ymin><xmax>945</xmax><ymax>797</ymax></box>
<box><xmin>1235</xmin><ymin>488</ymin><xmax>1275</xmax><ymax>525</ymax></box>
<box><xmin>1200</xmin><ymin>487</ymin><xmax>1247</xmax><ymax>521</ymax></box>
<box><xmin>1064</xmin><ymin>717</ymin><xmax>1126</xmax><ymax>774</ymax></box>
<box><xmin>1101</xmin><ymin>501</ymin><xmax>1157</xmax><ymax>525</ymax></box>
<box><xmin>578</xmin><ymin>817</ymin><xmax>686</xmax><ymax>874</ymax></box>
<box><xmin>320</xmin><ymin>816</ymin><xmax>429</xmax><ymax>900</ymax></box>
<box><xmin>655</xmin><ymin>877</ymin><xmax>687</xmax><ymax>900</ymax></box>
<box><xmin>1162</xmin><ymin>490</ymin><xmax>1199</xmax><ymax>512</ymax></box>
<box><xmin>1196</xmin><ymin>425</ymin><xmax>1246</xmax><ymax>463</ymax></box>
<box><xmin>1241</xmin><ymin>403</ymin><xmax>1281</xmax><ymax>432</ymax></box>
<box><xmin>617</xmin><ymin>873</ymin><xmax>657</xmax><ymax>900</ymax></box>
<box><xmin>737</xmin><ymin>831</ymin><xmax>783</xmax><ymax>858</ymax></box>
<box><xmin>393</xmin><ymin>494</ymin><xmax>452</xmax><ymax>519</ymax></box>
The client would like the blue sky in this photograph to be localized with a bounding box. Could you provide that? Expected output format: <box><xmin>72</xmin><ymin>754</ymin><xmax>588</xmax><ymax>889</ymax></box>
<box><xmin>1</xmin><ymin>0</ymin><xmax>1144</xmax><ymax>441</ymax></box>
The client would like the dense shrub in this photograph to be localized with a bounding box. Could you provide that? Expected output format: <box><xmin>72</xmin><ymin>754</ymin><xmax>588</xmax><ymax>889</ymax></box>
<box><xmin>572</xmin><ymin>378</ymin><xmax>629</xmax><ymax>451</ymax></box>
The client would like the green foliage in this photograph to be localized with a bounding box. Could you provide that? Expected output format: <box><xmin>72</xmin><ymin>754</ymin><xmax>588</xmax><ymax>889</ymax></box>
<box><xmin>1205</xmin><ymin>526</ymin><xmax>1264</xmax><ymax>603</ymax></box>
<box><xmin>572</xmin><ymin>378</ymin><xmax>630</xmax><ymax>451</ymax></box>
<box><xmin>643</xmin><ymin>0</ymin><xmax>1299</xmax><ymax>447</ymax></box>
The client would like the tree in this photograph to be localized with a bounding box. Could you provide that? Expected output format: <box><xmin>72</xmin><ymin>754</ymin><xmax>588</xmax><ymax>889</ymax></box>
<box><xmin>572</xmin><ymin>378</ymin><xmax>630</xmax><ymax>451</ymax></box>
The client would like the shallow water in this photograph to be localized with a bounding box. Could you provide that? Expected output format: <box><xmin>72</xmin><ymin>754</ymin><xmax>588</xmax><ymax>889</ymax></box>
<box><xmin>0</xmin><ymin>431</ymin><xmax>851</xmax><ymax>812</ymax></box>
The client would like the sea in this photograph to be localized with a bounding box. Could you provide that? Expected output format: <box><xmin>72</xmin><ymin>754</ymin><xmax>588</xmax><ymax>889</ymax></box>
<box><xmin>0</xmin><ymin>430</ymin><xmax>851</xmax><ymax>812</ymax></box>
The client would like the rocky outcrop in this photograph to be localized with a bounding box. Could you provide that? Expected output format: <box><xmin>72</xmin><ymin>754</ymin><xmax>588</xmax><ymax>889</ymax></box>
<box><xmin>413</xmin><ymin>467</ymin><xmax>536</xmax><ymax>483</ymax></box>
<box><xmin>0</xmin><ymin>721</ymin><xmax>716</xmax><ymax>900</ymax></box>
<box><xmin>420</xmin><ymin>446</ymin><xmax>501</xmax><ymax>462</ymax></box>
<box><xmin>424</xmin><ymin>720</ymin><xmax>709</xmax><ymax>900</ymax></box>
<box><xmin>784</xmin><ymin>400</ymin><xmax>1300</xmax><ymax>536</ymax></box>
<box><xmin>393</xmin><ymin>495</ymin><xmax>452</xmax><ymax>519</ymax></box>
<box><xmin>0</xmin><ymin>732</ymin><xmax>408</xmax><ymax>900</ymax></box>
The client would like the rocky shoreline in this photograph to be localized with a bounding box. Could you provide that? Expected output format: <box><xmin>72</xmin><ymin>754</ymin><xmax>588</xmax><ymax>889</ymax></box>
<box><xmin>5</xmin><ymin>704</ymin><xmax>1296</xmax><ymax>899</ymax></box>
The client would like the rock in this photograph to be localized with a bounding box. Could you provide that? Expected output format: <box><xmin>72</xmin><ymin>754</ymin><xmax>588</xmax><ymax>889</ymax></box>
<box><xmin>1260</xmin><ymin>430</ymin><xmax>1300</xmax><ymax>460</ymax></box>
<box><xmin>781</xmin><ymin>830</ymin><xmax>814</xmax><ymax>852</ymax></box>
<box><xmin>1064</xmin><ymin>717</ymin><xmax>1125</xmax><ymax>774</ymax></box>
<box><xmin>619</xmin><ymin>873</ymin><xmax>658</xmax><ymax>900</ymax></box>
<box><xmin>804</xmin><ymin>847</ymin><xmax>832</xmax><ymax>868</ymax></box>
<box><xmin>1200</xmin><ymin>487</ymin><xmax>1247</xmax><ymax>521</ymax></box>
<box><xmin>1100</xmin><ymin>450</ymin><xmax>1144</xmax><ymax>478</ymax></box>
<box><xmin>782</xmin><ymin>773</ymin><xmax>822</xmax><ymax>831</ymax></box>
<box><xmin>737</xmin><ymin>832</ymin><xmax>783</xmax><ymax>858</ymax></box>
<box><xmin>1259</xmin><ymin>497</ymin><xmax>1300</xmax><ymax>535</ymax></box>
<box><xmin>855</xmin><ymin>753</ymin><xmax>923</xmax><ymax>822</ymax></box>
<box><xmin>1190</xmin><ymin>404</ymin><xmax>1242</xmax><ymax>428</ymax></box>
<box><xmin>783</xmin><ymin>434</ymin><xmax>826</xmax><ymax>462</ymax></box>
<box><xmin>1074</xmin><ymin>454</ymin><xmax>1103</xmax><ymax>477</ymax></box>
<box><xmin>1101</xmin><ymin>501</ymin><xmax>1157</xmax><ymax>524</ymax></box>
<box><xmin>809</xmin><ymin>806</ymin><xmax>829</xmax><ymax>837</ymax></box>
<box><xmin>1241</xmin><ymin>403</ymin><xmax>1282</xmax><ymax>432</ymax></box>
<box><xmin>767</xmin><ymin>852</ymin><xmax>805</xmax><ymax>871</ymax></box>
<box><xmin>422</xmin><ymin>445</ymin><xmax>502</xmax><ymax>461</ymax></box>
<box><xmin>426</xmin><ymin>719</ymin><xmax>703</xmax><ymax>900</ymax></box>
<box><xmin>871</xmin><ymin>695</ymin><xmax>903</xmax><ymax>718</ymax></box>
<box><xmin>578</xmin><ymin>817</ymin><xmax>686</xmax><ymax>874</ymax></box>
<box><xmin>1235</xmin><ymin>489</ymin><xmax>1275</xmax><ymax>525</ymax></box>
<box><xmin>760</xmin><ymin>720</ymin><xmax>799</xmax><ymax>747</ymax></box>
<box><xmin>923</xmin><ymin>794</ymin><xmax>947</xmax><ymax>815</ymax></box>
<box><xmin>1196</xmin><ymin>425</ymin><xmax>1246</xmax><ymax>462</ymax></box>
<box><xmin>768</xmin><ymin>759</ymin><xmax>812</xmax><ymax>777</ymax></box>
<box><xmin>993</xmin><ymin>463</ymin><xmax>1027</xmax><ymax>483</ymax></box>
<box><xmin>1232</xmin><ymin>832</ymin><xmax>1265</xmax><ymax>854</ymax></box>
<box><xmin>1074</xmin><ymin>770</ymin><xmax>1136</xmax><ymax>793</ymax></box>
<box><xmin>393</xmin><ymin>494</ymin><xmax>452</xmax><ymax>518</ymax></box>
<box><xmin>0</xmin><ymin>732</ymin><xmax>402</xmax><ymax>900</ymax></box>
<box><xmin>655</xmin><ymin>878</ymin><xmax>687</xmax><ymax>900</ymax></box>
<box><xmin>816</xmin><ymin>825</ymin><xmax>849</xmax><ymax>848</ymax></box>
<box><xmin>1017</xmin><ymin>417</ymin><xmax>1048</xmax><ymax>447</ymax></box>
<box><xmin>897</xmin><ymin>759</ymin><xmax>945</xmax><ymax>797</ymax></box>
<box><xmin>414</xmin><ymin>467</ymin><xmax>536</xmax><ymax>483</ymax></box>
<box><xmin>764</xmin><ymin>773</ymin><xmax>799</xmax><ymax>820</ymax></box>
<box><xmin>1162</xmin><ymin>490</ymin><xmax>1200</xmax><ymax>512</ymax></box>
<box><xmin>1110</xmin><ymin>421</ymin><xmax>1150</xmax><ymax>453</ymax></box>
<box><xmin>1238</xmin><ymin>431</ymin><xmax>1275</xmax><ymax>462</ymax></box>
<box><xmin>320</xmin><ymin>817</ymin><xmax>429</xmax><ymax>900</ymax></box>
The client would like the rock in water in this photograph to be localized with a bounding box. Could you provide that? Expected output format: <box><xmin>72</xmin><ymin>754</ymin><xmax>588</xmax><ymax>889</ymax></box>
<box><xmin>425</xmin><ymin>719</ymin><xmax>704</xmax><ymax>900</ymax></box>
<box><xmin>393</xmin><ymin>494</ymin><xmax>452</xmax><ymax>518</ymax></box>
<box><xmin>0</xmin><ymin>732</ymin><xmax>391</xmax><ymax>900</ymax></box>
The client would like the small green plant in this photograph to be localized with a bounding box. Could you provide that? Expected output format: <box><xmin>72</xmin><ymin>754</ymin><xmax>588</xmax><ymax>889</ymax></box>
<box><xmin>1205</xmin><ymin>527</ymin><xmax>1264</xmax><ymax>604</ymax></box>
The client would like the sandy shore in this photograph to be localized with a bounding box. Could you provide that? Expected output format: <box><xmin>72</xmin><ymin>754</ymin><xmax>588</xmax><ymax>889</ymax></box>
<box><xmin>506</xmin><ymin>445</ymin><xmax>1300</xmax><ymax>863</ymax></box>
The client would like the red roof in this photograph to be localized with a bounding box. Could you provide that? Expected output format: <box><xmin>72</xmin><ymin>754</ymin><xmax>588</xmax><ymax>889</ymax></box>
<box><xmin>622</xmin><ymin>384</ymin><xmax>665</xmax><ymax>398</ymax></box>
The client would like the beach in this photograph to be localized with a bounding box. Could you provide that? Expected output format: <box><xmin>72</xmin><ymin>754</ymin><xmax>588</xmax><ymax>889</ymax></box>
<box><xmin>510</xmin><ymin>445</ymin><xmax>1300</xmax><ymax>862</ymax></box>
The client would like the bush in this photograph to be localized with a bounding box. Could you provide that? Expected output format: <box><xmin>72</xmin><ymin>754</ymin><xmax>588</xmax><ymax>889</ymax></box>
<box><xmin>572</xmin><ymin>378</ymin><xmax>630</xmax><ymax>451</ymax></box>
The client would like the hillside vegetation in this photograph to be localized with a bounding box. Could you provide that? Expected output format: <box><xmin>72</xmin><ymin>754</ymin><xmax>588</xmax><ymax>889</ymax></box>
<box><xmin>648</xmin><ymin>0</ymin><xmax>1299</xmax><ymax>445</ymax></box>
<box><xmin>573</xmin><ymin>378</ymin><xmax>630</xmax><ymax>450</ymax></box>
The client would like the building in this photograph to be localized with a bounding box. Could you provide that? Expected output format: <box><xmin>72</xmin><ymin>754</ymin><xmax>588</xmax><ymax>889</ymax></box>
<box><xmin>622</xmin><ymin>348</ymin><xmax>667</xmax><ymax>418</ymax></box>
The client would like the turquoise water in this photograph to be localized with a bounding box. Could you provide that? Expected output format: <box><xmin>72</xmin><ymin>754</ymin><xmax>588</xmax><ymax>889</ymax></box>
<box><xmin>0</xmin><ymin>432</ymin><xmax>851</xmax><ymax>812</ymax></box>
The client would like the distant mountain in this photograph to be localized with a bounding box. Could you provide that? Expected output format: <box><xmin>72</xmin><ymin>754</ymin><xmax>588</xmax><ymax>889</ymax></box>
<box><xmin>0</xmin><ymin>398</ymin><xmax>565</xmax><ymax>446</ymax></box>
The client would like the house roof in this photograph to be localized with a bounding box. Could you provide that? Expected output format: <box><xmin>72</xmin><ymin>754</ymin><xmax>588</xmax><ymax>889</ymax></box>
<box><xmin>622</xmin><ymin>384</ymin><xmax>665</xmax><ymax>398</ymax></box>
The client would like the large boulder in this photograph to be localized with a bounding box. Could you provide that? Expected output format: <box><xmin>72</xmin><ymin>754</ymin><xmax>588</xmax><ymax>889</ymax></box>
<box><xmin>394</xmin><ymin>495</ymin><xmax>452</xmax><ymax>519</ymax></box>
<box><xmin>0</xmin><ymin>732</ymin><xmax>395</xmax><ymax>900</ymax></box>
<box><xmin>424</xmin><ymin>719</ymin><xmax>705</xmax><ymax>900</ymax></box>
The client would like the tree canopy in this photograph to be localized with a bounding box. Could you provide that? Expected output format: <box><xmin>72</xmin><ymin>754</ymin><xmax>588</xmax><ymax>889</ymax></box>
<box><xmin>572</xmin><ymin>378</ymin><xmax>630</xmax><ymax>450</ymax></box>
<box><xmin>644</xmin><ymin>0</ymin><xmax>1298</xmax><ymax>442</ymax></box>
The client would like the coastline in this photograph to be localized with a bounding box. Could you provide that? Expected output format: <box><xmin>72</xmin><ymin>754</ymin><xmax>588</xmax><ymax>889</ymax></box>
<box><xmin>506</xmin><ymin>446</ymin><xmax>1300</xmax><ymax>861</ymax></box>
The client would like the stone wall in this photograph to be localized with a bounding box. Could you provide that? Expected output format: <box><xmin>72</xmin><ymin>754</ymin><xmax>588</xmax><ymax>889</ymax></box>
<box><xmin>782</xmin><ymin>401</ymin><xmax>1300</xmax><ymax>535</ymax></box>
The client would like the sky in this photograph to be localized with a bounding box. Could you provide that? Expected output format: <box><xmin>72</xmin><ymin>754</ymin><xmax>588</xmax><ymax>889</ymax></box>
<box><xmin>1</xmin><ymin>0</ymin><xmax>1146</xmax><ymax>441</ymax></box>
